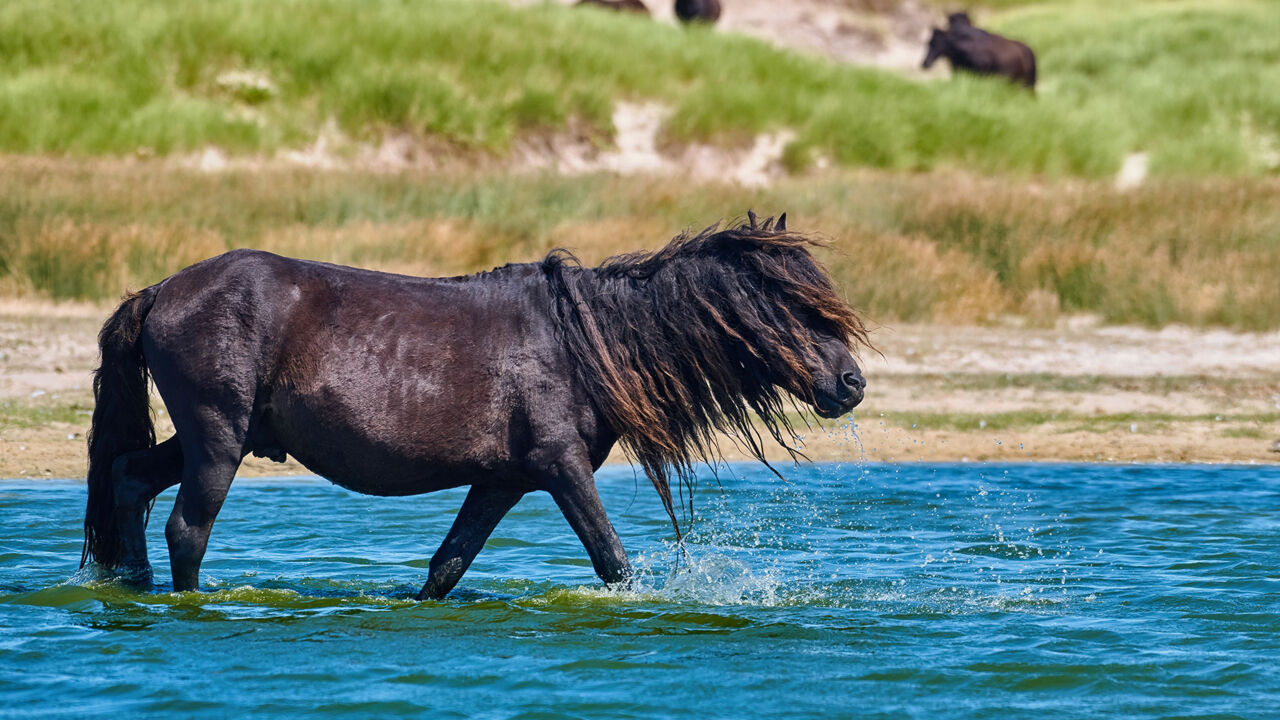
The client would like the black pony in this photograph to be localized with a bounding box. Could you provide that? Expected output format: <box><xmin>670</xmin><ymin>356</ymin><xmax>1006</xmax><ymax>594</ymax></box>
<box><xmin>81</xmin><ymin>214</ymin><xmax>868</xmax><ymax>599</ymax></box>
<box><xmin>923</xmin><ymin>12</ymin><xmax>1036</xmax><ymax>89</ymax></box>
<box><xmin>675</xmin><ymin>0</ymin><xmax>720</xmax><ymax>24</ymax></box>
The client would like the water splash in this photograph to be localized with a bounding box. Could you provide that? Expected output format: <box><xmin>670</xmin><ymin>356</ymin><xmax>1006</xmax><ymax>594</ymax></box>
<box><xmin>64</xmin><ymin>561</ymin><xmax>151</xmax><ymax>588</ymax></box>
<box><xmin>622</xmin><ymin>544</ymin><xmax>792</xmax><ymax>606</ymax></box>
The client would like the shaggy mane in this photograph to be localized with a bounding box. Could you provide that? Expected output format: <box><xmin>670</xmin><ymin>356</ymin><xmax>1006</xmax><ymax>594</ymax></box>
<box><xmin>543</xmin><ymin>213</ymin><xmax>869</xmax><ymax>537</ymax></box>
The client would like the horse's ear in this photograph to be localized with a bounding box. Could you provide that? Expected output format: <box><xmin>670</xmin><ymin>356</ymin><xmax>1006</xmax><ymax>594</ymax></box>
<box><xmin>747</xmin><ymin>210</ymin><xmax>759</xmax><ymax>230</ymax></box>
<box><xmin>775</xmin><ymin>213</ymin><xmax>787</xmax><ymax>232</ymax></box>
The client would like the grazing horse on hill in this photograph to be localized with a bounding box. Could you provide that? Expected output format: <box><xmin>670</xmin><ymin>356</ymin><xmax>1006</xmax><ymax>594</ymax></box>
<box><xmin>923</xmin><ymin>13</ymin><xmax>1036</xmax><ymax>90</ymax></box>
<box><xmin>675</xmin><ymin>0</ymin><xmax>721</xmax><ymax>24</ymax></box>
<box><xmin>80</xmin><ymin>214</ymin><xmax>868</xmax><ymax>599</ymax></box>
<box><xmin>576</xmin><ymin>0</ymin><xmax>649</xmax><ymax>14</ymax></box>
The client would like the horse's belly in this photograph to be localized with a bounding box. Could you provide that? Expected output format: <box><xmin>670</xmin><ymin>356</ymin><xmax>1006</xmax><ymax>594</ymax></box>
<box><xmin>262</xmin><ymin>385</ymin><xmax>522</xmax><ymax>497</ymax></box>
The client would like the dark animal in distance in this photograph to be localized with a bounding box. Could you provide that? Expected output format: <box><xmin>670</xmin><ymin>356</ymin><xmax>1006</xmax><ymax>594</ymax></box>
<box><xmin>923</xmin><ymin>12</ymin><xmax>1036</xmax><ymax>89</ymax></box>
<box><xmin>576</xmin><ymin>0</ymin><xmax>649</xmax><ymax>14</ymax></box>
<box><xmin>80</xmin><ymin>213</ymin><xmax>869</xmax><ymax>599</ymax></box>
<box><xmin>675</xmin><ymin>0</ymin><xmax>721</xmax><ymax>24</ymax></box>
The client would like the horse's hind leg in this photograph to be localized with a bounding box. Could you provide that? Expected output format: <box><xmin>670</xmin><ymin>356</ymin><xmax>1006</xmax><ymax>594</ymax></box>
<box><xmin>164</xmin><ymin>436</ymin><xmax>244</xmax><ymax>592</ymax></box>
<box><xmin>112</xmin><ymin>436</ymin><xmax>184</xmax><ymax>586</ymax></box>
<box><xmin>418</xmin><ymin>484</ymin><xmax>525</xmax><ymax>600</ymax></box>
<box><xmin>157</xmin><ymin>398</ymin><xmax>250</xmax><ymax>592</ymax></box>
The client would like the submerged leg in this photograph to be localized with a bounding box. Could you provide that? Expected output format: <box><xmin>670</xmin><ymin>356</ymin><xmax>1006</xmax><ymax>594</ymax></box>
<box><xmin>418</xmin><ymin>484</ymin><xmax>525</xmax><ymax>601</ymax></box>
<box><xmin>165</xmin><ymin>444</ymin><xmax>239</xmax><ymax>592</ymax></box>
<box><xmin>160</xmin><ymin>395</ymin><xmax>248</xmax><ymax>594</ymax></box>
<box><xmin>542</xmin><ymin>457</ymin><xmax>632</xmax><ymax>587</ymax></box>
<box><xmin>112</xmin><ymin>436</ymin><xmax>184</xmax><ymax>586</ymax></box>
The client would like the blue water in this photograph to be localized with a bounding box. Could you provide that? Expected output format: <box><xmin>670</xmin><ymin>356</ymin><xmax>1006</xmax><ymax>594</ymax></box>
<box><xmin>2</xmin><ymin>462</ymin><xmax>1279</xmax><ymax>718</ymax></box>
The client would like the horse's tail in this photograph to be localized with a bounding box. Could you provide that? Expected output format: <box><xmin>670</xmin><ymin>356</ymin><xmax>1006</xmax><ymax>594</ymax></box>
<box><xmin>82</xmin><ymin>285</ymin><xmax>161</xmax><ymax>569</ymax></box>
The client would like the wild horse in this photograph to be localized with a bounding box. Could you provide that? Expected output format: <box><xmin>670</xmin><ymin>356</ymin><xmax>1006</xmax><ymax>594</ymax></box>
<box><xmin>81</xmin><ymin>213</ymin><xmax>868</xmax><ymax>599</ymax></box>
<box><xmin>922</xmin><ymin>13</ymin><xmax>1037</xmax><ymax>90</ymax></box>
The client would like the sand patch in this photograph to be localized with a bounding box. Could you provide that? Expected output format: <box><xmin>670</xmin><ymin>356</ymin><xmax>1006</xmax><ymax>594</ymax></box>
<box><xmin>4</xmin><ymin>302</ymin><xmax>1278</xmax><ymax>478</ymax></box>
<box><xmin>1115</xmin><ymin>152</ymin><xmax>1148</xmax><ymax>191</ymax></box>
<box><xmin>515</xmin><ymin>101</ymin><xmax>794</xmax><ymax>186</ymax></box>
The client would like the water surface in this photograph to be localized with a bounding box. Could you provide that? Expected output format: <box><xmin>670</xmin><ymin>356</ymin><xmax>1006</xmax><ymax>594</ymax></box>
<box><xmin>2</xmin><ymin>462</ymin><xmax>1278</xmax><ymax>718</ymax></box>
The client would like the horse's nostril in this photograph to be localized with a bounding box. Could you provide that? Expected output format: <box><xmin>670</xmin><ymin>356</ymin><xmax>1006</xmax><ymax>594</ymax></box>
<box><xmin>841</xmin><ymin>372</ymin><xmax>864</xmax><ymax>391</ymax></box>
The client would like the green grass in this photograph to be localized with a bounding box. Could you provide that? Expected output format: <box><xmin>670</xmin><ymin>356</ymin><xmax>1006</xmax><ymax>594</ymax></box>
<box><xmin>997</xmin><ymin>0</ymin><xmax>1280</xmax><ymax>176</ymax></box>
<box><xmin>0</xmin><ymin>0</ymin><xmax>1277</xmax><ymax>177</ymax></box>
<box><xmin>879</xmin><ymin>410</ymin><xmax>1065</xmax><ymax>432</ymax></box>
<box><xmin>882</xmin><ymin>373</ymin><xmax>1280</xmax><ymax>395</ymax></box>
<box><xmin>0</xmin><ymin>397</ymin><xmax>91</xmax><ymax>430</ymax></box>
<box><xmin>1220</xmin><ymin>426</ymin><xmax>1267</xmax><ymax>439</ymax></box>
<box><xmin>878</xmin><ymin>410</ymin><xmax>1280</xmax><ymax>433</ymax></box>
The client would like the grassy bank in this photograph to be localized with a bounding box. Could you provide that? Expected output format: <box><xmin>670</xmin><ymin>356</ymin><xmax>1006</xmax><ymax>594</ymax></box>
<box><xmin>0</xmin><ymin>0</ymin><xmax>1277</xmax><ymax>177</ymax></box>
<box><xmin>3</xmin><ymin>161</ymin><xmax>1279</xmax><ymax>328</ymax></box>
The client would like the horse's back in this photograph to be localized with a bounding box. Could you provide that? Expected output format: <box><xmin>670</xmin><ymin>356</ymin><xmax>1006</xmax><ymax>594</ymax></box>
<box><xmin>949</xmin><ymin>27</ymin><xmax>1035</xmax><ymax>87</ymax></box>
<box><xmin>145</xmin><ymin>248</ymin><xmax>545</xmax><ymax>368</ymax></box>
<box><xmin>142</xmin><ymin>249</ymin><xmax>300</xmax><ymax>408</ymax></box>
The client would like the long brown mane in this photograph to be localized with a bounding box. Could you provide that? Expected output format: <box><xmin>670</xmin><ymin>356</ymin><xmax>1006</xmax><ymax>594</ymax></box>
<box><xmin>542</xmin><ymin>214</ymin><xmax>869</xmax><ymax>536</ymax></box>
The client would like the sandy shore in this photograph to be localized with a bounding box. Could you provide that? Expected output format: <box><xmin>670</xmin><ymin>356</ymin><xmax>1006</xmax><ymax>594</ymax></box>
<box><xmin>2</xmin><ymin>301</ymin><xmax>1278</xmax><ymax>479</ymax></box>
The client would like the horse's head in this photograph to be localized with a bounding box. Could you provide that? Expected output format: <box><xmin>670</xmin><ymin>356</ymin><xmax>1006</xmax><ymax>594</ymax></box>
<box><xmin>922</xmin><ymin>28</ymin><xmax>950</xmax><ymax>69</ymax></box>
<box><xmin>733</xmin><ymin>212</ymin><xmax>867</xmax><ymax>420</ymax></box>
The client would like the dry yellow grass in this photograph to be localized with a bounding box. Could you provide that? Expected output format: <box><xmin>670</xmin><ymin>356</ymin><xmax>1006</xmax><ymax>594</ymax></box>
<box><xmin>2</xmin><ymin>160</ymin><xmax>1279</xmax><ymax>328</ymax></box>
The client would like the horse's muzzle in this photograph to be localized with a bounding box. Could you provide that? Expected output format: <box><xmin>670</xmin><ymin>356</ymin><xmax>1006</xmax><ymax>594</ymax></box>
<box><xmin>814</xmin><ymin>372</ymin><xmax>865</xmax><ymax>418</ymax></box>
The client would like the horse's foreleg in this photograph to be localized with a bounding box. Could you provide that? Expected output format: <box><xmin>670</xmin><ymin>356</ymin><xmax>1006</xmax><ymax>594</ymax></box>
<box><xmin>543</xmin><ymin>458</ymin><xmax>632</xmax><ymax>588</ymax></box>
<box><xmin>165</xmin><ymin>445</ymin><xmax>239</xmax><ymax>592</ymax></box>
<box><xmin>417</xmin><ymin>484</ymin><xmax>524</xmax><ymax>601</ymax></box>
<box><xmin>112</xmin><ymin>436</ymin><xmax>184</xmax><ymax>586</ymax></box>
